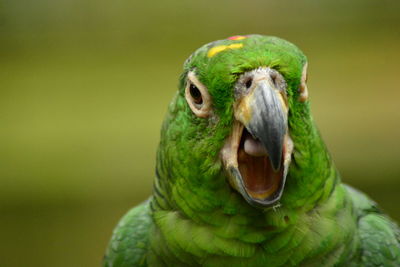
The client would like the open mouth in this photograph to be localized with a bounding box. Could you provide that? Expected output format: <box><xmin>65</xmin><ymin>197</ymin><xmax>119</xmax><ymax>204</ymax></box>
<box><xmin>238</xmin><ymin>127</ymin><xmax>284</xmax><ymax>200</ymax></box>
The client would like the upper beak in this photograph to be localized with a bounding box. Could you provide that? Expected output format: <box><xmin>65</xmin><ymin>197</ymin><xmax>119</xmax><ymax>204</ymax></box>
<box><xmin>235</xmin><ymin>71</ymin><xmax>288</xmax><ymax>171</ymax></box>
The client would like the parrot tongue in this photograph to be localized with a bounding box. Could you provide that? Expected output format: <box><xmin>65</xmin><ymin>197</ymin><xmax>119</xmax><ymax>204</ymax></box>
<box><xmin>238</xmin><ymin>128</ymin><xmax>283</xmax><ymax>200</ymax></box>
<box><xmin>243</xmin><ymin>131</ymin><xmax>268</xmax><ymax>156</ymax></box>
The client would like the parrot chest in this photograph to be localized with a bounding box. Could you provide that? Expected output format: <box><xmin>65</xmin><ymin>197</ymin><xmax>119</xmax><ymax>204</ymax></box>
<box><xmin>148</xmin><ymin>194</ymin><xmax>358</xmax><ymax>267</ymax></box>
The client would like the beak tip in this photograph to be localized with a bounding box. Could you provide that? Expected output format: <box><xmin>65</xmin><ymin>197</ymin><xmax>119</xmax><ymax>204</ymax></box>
<box><xmin>270</xmin><ymin>150</ymin><xmax>282</xmax><ymax>171</ymax></box>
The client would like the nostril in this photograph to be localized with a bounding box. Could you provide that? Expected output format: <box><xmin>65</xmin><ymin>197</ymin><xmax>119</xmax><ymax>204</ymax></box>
<box><xmin>245</xmin><ymin>78</ymin><xmax>253</xmax><ymax>89</ymax></box>
<box><xmin>270</xmin><ymin>72</ymin><xmax>277</xmax><ymax>85</ymax></box>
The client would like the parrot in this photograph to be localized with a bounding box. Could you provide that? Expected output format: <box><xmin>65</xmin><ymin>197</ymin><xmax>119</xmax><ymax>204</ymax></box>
<box><xmin>103</xmin><ymin>34</ymin><xmax>400</xmax><ymax>266</ymax></box>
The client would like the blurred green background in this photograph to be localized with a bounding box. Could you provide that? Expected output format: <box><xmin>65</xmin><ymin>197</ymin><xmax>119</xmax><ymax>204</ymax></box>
<box><xmin>1</xmin><ymin>0</ymin><xmax>399</xmax><ymax>266</ymax></box>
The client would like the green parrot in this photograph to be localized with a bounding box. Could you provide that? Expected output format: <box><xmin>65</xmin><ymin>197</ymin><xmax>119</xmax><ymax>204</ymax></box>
<box><xmin>104</xmin><ymin>35</ymin><xmax>400</xmax><ymax>266</ymax></box>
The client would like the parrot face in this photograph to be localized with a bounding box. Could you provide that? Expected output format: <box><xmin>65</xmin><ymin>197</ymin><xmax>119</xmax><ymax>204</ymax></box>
<box><xmin>163</xmin><ymin>35</ymin><xmax>307</xmax><ymax>209</ymax></box>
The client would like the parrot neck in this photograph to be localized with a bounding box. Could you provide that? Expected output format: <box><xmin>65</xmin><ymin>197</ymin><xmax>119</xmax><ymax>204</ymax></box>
<box><xmin>149</xmin><ymin>174</ymin><xmax>357</xmax><ymax>266</ymax></box>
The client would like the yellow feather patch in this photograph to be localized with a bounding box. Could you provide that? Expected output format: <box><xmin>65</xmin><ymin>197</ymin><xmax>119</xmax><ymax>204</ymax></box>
<box><xmin>207</xmin><ymin>43</ymin><xmax>244</xmax><ymax>58</ymax></box>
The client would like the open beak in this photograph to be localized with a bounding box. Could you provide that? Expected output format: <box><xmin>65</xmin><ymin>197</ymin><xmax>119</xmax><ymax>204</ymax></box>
<box><xmin>221</xmin><ymin>68</ymin><xmax>293</xmax><ymax>208</ymax></box>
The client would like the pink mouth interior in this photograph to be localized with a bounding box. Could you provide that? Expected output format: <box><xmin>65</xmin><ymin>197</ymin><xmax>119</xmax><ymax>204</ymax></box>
<box><xmin>237</xmin><ymin>129</ymin><xmax>283</xmax><ymax>199</ymax></box>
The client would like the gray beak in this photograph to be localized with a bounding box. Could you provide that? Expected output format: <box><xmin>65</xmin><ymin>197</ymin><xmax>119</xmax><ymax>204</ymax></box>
<box><xmin>221</xmin><ymin>67</ymin><xmax>291</xmax><ymax>208</ymax></box>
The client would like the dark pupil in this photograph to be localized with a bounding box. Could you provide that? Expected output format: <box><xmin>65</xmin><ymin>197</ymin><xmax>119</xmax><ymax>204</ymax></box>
<box><xmin>190</xmin><ymin>84</ymin><xmax>203</xmax><ymax>104</ymax></box>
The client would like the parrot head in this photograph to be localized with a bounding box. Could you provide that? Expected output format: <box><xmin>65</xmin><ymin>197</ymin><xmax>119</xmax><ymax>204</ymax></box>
<box><xmin>157</xmin><ymin>35</ymin><xmax>309</xmax><ymax>210</ymax></box>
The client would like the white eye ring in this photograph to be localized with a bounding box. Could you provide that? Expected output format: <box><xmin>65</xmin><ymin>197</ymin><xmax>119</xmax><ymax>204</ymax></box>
<box><xmin>185</xmin><ymin>71</ymin><xmax>212</xmax><ymax>118</ymax></box>
<box><xmin>299</xmin><ymin>62</ymin><xmax>308</xmax><ymax>102</ymax></box>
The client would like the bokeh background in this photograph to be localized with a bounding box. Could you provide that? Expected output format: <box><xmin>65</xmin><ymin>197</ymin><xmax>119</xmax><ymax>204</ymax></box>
<box><xmin>1</xmin><ymin>0</ymin><xmax>400</xmax><ymax>266</ymax></box>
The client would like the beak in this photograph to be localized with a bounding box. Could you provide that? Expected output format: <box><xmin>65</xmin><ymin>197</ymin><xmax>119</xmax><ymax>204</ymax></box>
<box><xmin>221</xmin><ymin>68</ymin><xmax>292</xmax><ymax>208</ymax></box>
<box><xmin>235</xmin><ymin>75</ymin><xmax>287</xmax><ymax>171</ymax></box>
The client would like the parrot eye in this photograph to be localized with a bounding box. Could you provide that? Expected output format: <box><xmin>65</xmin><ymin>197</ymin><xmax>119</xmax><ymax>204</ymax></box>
<box><xmin>185</xmin><ymin>71</ymin><xmax>212</xmax><ymax>118</ymax></box>
<box><xmin>189</xmin><ymin>84</ymin><xmax>203</xmax><ymax>105</ymax></box>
